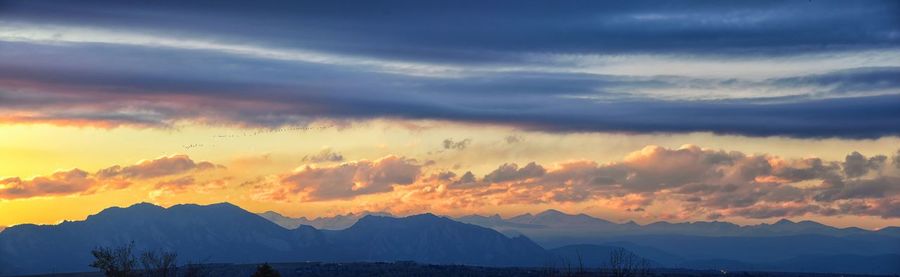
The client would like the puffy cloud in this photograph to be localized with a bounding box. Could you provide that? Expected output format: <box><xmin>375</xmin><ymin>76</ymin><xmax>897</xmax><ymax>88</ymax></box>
<box><xmin>0</xmin><ymin>155</ymin><xmax>220</xmax><ymax>200</ymax></box>
<box><xmin>0</xmin><ymin>169</ymin><xmax>95</xmax><ymax>200</ymax></box>
<box><xmin>813</xmin><ymin>177</ymin><xmax>900</xmax><ymax>202</ymax></box>
<box><xmin>302</xmin><ymin>148</ymin><xmax>345</xmax><ymax>163</ymax></box>
<box><xmin>482</xmin><ymin>162</ymin><xmax>546</xmax><ymax>183</ymax></box>
<box><xmin>447</xmin><ymin>171</ymin><xmax>480</xmax><ymax>189</ymax></box>
<box><xmin>337</xmin><ymin>146</ymin><xmax>900</xmax><ymax>220</ymax></box>
<box><xmin>279</xmin><ymin>156</ymin><xmax>421</xmax><ymax>201</ymax></box>
<box><xmin>442</xmin><ymin>138</ymin><xmax>471</xmax><ymax>150</ymax></box>
<box><xmin>843</xmin><ymin>151</ymin><xmax>887</xmax><ymax>178</ymax></box>
<box><xmin>96</xmin><ymin>155</ymin><xmax>220</xmax><ymax>179</ymax></box>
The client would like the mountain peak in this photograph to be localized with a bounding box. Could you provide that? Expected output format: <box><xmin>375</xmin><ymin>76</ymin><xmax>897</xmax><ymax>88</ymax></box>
<box><xmin>128</xmin><ymin>202</ymin><xmax>163</xmax><ymax>209</ymax></box>
<box><xmin>410</xmin><ymin>212</ymin><xmax>440</xmax><ymax>218</ymax></box>
<box><xmin>88</xmin><ymin>202</ymin><xmax>165</xmax><ymax>220</ymax></box>
<box><xmin>195</xmin><ymin>202</ymin><xmax>241</xmax><ymax>209</ymax></box>
<box><xmin>260</xmin><ymin>210</ymin><xmax>282</xmax><ymax>217</ymax></box>
<box><xmin>775</xmin><ymin>218</ymin><xmax>795</xmax><ymax>225</ymax></box>
<box><xmin>537</xmin><ymin>209</ymin><xmax>566</xmax><ymax>216</ymax></box>
<box><xmin>353</xmin><ymin>213</ymin><xmax>452</xmax><ymax>230</ymax></box>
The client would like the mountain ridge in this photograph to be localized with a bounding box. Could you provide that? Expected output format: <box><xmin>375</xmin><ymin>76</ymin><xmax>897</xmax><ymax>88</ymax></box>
<box><xmin>2</xmin><ymin>203</ymin><xmax>898</xmax><ymax>276</ymax></box>
<box><xmin>0</xmin><ymin>203</ymin><xmax>549</xmax><ymax>276</ymax></box>
<box><xmin>260</xmin><ymin>208</ymin><xmax>891</xmax><ymax>237</ymax></box>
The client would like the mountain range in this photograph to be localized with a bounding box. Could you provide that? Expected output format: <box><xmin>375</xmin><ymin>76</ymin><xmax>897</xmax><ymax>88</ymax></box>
<box><xmin>264</xmin><ymin>208</ymin><xmax>897</xmax><ymax>239</ymax></box>
<box><xmin>1</xmin><ymin>203</ymin><xmax>898</xmax><ymax>276</ymax></box>
<box><xmin>0</xmin><ymin>203</ymin><xmax>548</xmax><ymax>276</ymax></box>
<box><xmin>262</xmin><ymin>208</ymin><xmax>900</xmax><ymax>274</ymax></box>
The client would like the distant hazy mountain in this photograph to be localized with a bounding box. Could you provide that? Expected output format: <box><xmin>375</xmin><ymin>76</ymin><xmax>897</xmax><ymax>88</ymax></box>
<box><xmin>450</xmin><ymin>209</ymin><xmax>900</xmax><ymax>275</ymax></box>
<box><xmin>0</xmin><ymin>203</ymin><xmax>549</xmax><ymax>276</ymax></box>
<box><xmin>258</xmin><ymin>210</ymin><xmax>392</xmax><ymax>230</ymax></box>
<box><xmin>507</xmin><ymin>209</ymin><xmax>613</xmax><ymax>227</ymax></box>
<box><xmin>455</xmin><ymin>209</ymin><xmax>886</xmax><ymax>238</ymax></box>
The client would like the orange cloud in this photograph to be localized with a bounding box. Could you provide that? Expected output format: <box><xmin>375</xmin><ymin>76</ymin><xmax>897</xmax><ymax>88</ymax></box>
<box><xmin>0</xmin><ymin>155</ymin><xmax>221</xmax><ymax>200</ymax></box>
<box><xmin>272</xmin><ymin>145</ymin><xmax>900</xmax><ymax>220</ymax></box>
<box><xmin>279</xmin><ymin>155</ymin><xmax>421</xmax><ymax>201</ymax></box>
<box><xmin>96</xmin><ymin>154</ymin><xmax>220</xmax><ymax>179</ymax></box>
<box><xmin>0</xmin><ymin>169</ymin><xmax>95</xmax><ymax>200</ymax></box>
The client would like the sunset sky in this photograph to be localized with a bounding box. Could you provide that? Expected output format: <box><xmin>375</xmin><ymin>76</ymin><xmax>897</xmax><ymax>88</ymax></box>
<box><xmin>1</xmin><ymin>1</ymin><xmax>899</xmax><ymax>230</ymax></box>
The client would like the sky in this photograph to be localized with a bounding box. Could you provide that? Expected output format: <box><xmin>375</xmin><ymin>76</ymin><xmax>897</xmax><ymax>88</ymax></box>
<box><xmin>0</xmin><ymin>0</ymin><xmax>899</xmax><ymax>230</ymax></box>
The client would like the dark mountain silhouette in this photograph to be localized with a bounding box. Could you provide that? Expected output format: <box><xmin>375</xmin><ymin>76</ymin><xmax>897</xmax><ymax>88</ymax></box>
<box><xmin>321</xmin><ymin>214</ymin><xmax>549</xmax><ymax>266</ymax></box>
<box><xmin>0</xmin><ymin>203</ymin><xmax>317</xmax><ymax>275</ymax></box>
<box><xmin>0</xmin><ymin>203</ymin><xmax>550</xmax><ymax>276</ymax></box>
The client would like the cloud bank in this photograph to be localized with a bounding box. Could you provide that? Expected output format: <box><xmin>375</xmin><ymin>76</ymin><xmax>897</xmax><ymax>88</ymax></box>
<box><xmin>261</xmin><ymin>145</ymin><xmax>900</xmax><ymax>220</ymax></box>
<box><xmin>0</xmin><ymin>1</ymin><xmax>898</xmax><ymax>138</ymax></box>
<box><xmin>0</xmin><ymin>155</ymin><xmax>221</xmax><ymax>200</ymax></box>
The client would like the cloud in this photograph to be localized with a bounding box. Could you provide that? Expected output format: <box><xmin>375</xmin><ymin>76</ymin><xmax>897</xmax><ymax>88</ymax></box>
<box><xmin>3</xmin><ymin>1</ymin><xmax>897</xmax><ymax>61</ymax></box>
<box><xmin>322</xmin><ymin>145</ymin><xmax>900</xmax><ymax>219</ymax></box>
<box><xmin>96</xmin><ymin>154</ymin><xmax>220</xmax><ymax>179</ymax></box>
<box><xmin>442</xmin><ymin>138</ymin><xmax>471</xmax><ymax>150</ymax></box>
<box><xmin>0</xmin><ymin>1</ymin><xmax>898</xmax><ymax>138</ymax></box>
<box><xmin>504</xmin><ymin>135</ymin><xmax>522</xmax><ymax>144</ymax></box>
<box><xmin>482</xmin><ymin>162</ymin><xmax>546</xmax><ymax>183</ymax></box>
<box><xmin>0</xmin><ymin>155</ymin><xmax>220</xmax><ymax>200</ymax></box>
<box><xmin>843</xmin><ymin>151</ymin><xmax>887</xmax><ymax>178</ymax></box>
<box><xmin>893</xmin><ymin>150</ymin><xmax>900</xmax><ymax>169</ymax></box>
<box><xmin>302</xmin><ymin>148</ymin><xmax>345</xmax><ymax>163</ymax></box>
<box><xmin>0</xmin><ymin>169</ymin><xmax>95</xmax><ymax>200</ymax></box>
<box><xmin>278</xmin><ymin>156</ymin><xmax>421</xmax><ymax>201</ymax></box>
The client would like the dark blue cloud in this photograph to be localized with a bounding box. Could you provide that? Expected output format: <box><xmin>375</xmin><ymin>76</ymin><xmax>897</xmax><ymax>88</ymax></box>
<box><xmin>1</xmin><ymin>0</ymin><xmax>897</xmax><ymax>64</ymax></box>
<box><xmin>0</xmin><ymin>1</ymin><xmax>898</xmax><ymax>138</ymax></box>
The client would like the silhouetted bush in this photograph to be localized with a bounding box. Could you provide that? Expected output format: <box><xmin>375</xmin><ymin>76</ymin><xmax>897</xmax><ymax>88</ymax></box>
<box><xmin>605</xmin><ymin>248</ymin><xmax>651</xmax><ymax>277</ymax></box>
<box><xmin>140</xmin><ymin>249</ymin><xmax>177</xmax><ymax>277</ymax></box>
<box><xmin>89</xmin><ymin>241</ymin><xmax>138</xmax><ymax>277</ymax></box>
